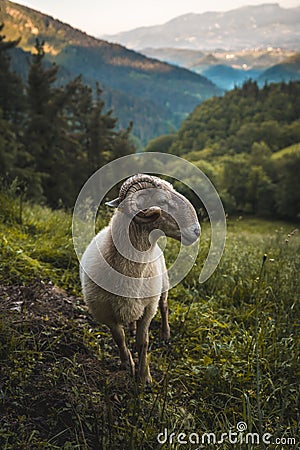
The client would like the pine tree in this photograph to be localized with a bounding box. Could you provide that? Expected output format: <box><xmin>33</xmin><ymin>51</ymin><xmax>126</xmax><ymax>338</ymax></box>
<box><xmin>0</xmin><ymin>23</ymin><xmax>24</xmax><ymax>124</ymax></box>
<box><xmin>0</xmin><ymin>23</ymin><xmax>25</xmax><ymax>182</ymax></box>
<box><xmin>86</xmin><ymin>83</ymin><xmax>118</xmax><ymax>172</ymax></box>
<box><xmin>23</xmin><ymin>39</ymin><xmax>66</xmax><ymax>204</ymax></box>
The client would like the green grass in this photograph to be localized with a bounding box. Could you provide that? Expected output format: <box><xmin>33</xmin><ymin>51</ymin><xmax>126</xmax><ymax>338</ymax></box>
<box><xmin>0</xmin><ymin>191</ymin><xmax>299</xmax><ymax>449</ymax></box>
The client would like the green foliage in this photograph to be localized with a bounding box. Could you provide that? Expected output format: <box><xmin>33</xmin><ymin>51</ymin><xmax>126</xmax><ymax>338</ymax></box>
<box><xmin>171</xmin><ymin>80</ymin><xmax>300</xmax><ymax>157</ymax></box>
<box><xmin>146</xmin><ymin>81</ymin><xmax>300</xmax><ymax>219</ymax></box>
<box><xmin>0</xmin><ymin>28</ymin><xmax>135</xmax><ymax>208</ymax></box>
<box><xmin>0</xmin><ymin>194</ymin><xmax>299</xmax><ymax>448</ymax></box>
<box><xmin>0</xmin><ymin>23</ymin><xmax>24</xmax><ymax>123</ymax></box>
<box><xmin>0</xmin><ymin>191</ymin><xmax>75</xmax><ymax>290</ymax></box>
<box><xmin>144</xmin><ymin>133</ymin><xmax>176</xmax><ymax>153</ymax></box>
<box><xmin>271</xmin><ymin>144</ymin><xmax>300</xmax><ymax>218</ymax></box>
<box><xmin>0</xmin><ymin>188</ymin><xmax>111</xmax><ymax>290</ymax></box>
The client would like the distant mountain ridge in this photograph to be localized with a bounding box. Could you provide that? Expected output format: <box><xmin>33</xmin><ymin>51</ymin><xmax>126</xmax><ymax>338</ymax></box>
<box><xmin>0</xmin><ymin>0</ymin><xmax>221</xmax><ymax>144</ymax></box>
<box><xmin>141</xmin><ymin>47</ymin><xmax>300</xmax><ymax>90</ymax></box>
<box><xmin>258</xmin><ymin>53</ymin><xmax>300</xmax><ymax>84</ymax></box>
<box><xmin>104</xmin><ymin>4</ymin><xmax>300</xmax><ymax>51</ymax></box>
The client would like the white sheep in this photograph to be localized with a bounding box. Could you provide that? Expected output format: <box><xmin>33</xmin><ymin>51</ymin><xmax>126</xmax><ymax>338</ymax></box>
<box><xmin>80</xmin><ymin>174</ymin><xmax>200</xmax><ymax>383</ymax></box>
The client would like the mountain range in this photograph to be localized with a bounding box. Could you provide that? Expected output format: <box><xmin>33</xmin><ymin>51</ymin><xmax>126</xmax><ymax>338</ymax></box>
<box><xmin>102</xmin><ymin>3</ymin><xmax>300</xmax><ymax>90</ymax></box>
<box><xmin>0</xmin><ymin>0</ymin><xmax>221</xmax><ymax>145</ymax></box>
<box><xmin>104</xmin><ymin>4</ymin><xmax>300</xmax><ymax>51</ymax></box>
<box><xmin>141</xmin><ymin>47</ymin><xmax>300</xmax><ymax>90</ymax></box>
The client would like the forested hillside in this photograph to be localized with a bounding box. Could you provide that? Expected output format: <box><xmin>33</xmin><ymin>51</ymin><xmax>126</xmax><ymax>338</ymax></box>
<box><xmin>0</xmin><ymin>26</ymin><xmax>134</xmax><ymax>207</ymax></box>
<box><xmin>146</xmin><ymin>81</ymin><xmax>300</xmax><ymax>219</ymax></box>
<box><xmin>258</xmin><ymin>53</ymin><xmax>300</xmax><ymax>85</ymax></box>
<box><xmin>0</xmin><ymin>0</ymin><xmax>221</xmax><ymax>144</ymax></box>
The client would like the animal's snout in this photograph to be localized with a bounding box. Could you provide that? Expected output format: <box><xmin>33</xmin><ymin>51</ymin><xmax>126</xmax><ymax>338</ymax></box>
<box><xmin>181</xmin><ymin>223</ymin><xmax>201</xmax><ymax>246</ymax></box>
<box><xmin>193</xmin><ymin>223</ymin><xmax>201</xmax><ymax>238</ymax></box>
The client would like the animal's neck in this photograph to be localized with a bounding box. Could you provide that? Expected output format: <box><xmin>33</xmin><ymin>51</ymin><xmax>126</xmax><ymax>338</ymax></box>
<box><xmin>107</xmin><ymin>213</ymin><xmax>158</xmax><ymax>276</ymax></box>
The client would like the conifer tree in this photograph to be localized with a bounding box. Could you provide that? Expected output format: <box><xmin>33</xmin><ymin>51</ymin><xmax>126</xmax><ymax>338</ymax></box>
<box><xmin>23</xmin><ymin>39</ymin><xmax>66</xmax><ymax>204</ymax></box>
<box><xmin>0</xmin><ymin>23</ymin><xmax>25</xmax><ymax>181</ymax></box>
<box><xmin>0</xmin><ymin>23</ymin><xmax>24</xmax><ymax>123</ymax></box>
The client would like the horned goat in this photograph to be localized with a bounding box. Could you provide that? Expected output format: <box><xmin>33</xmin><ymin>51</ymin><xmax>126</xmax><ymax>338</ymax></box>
<box><xmin>80</xmin><ymin>174</ymin><xmax>200</xmax><ymax>383</ymax></box>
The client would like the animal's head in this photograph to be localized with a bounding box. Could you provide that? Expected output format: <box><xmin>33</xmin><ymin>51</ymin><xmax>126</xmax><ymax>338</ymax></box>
<box><xmin>106</xmin><ymin>174</ymin><xmax>200</xmax><ymax>246</ymax></box>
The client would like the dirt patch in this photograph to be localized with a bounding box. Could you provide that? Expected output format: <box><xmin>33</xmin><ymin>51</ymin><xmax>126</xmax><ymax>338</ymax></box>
<box><xmin>0</xmin><ymin>280</ymin><xmax>132</xmax><ymax>448</ymax></box>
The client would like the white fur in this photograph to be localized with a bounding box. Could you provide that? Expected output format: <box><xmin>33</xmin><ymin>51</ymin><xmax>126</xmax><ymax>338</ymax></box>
<box><xmin>80</xmin><ymin>175</ymin><xmax>199</xmax><ymax>383</ymax></box>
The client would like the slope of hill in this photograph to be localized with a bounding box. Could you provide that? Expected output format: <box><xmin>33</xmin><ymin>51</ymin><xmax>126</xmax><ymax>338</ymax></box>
<box><xmin>0</xmin><ymin>0</ymin><xmax>221</xmax><ymax>144</ymax></box>
<box><xmin>145</xmin><ymin>81</ymin><xmax>300</xmax><ymax>218</ymax></box>
<box><xmin>200</xmin><ymin>64</ymin><xmax>260</xmax><ymax>90</ymax></box>
<box><xmin>0</xmin><ymin>189</ymin><xmax>299</xmax><ymax>447</ymax></box>
<box><xmin>104</xmin><ymin>4</ymin><xmax>300</xmax><ymax>51</ymax></box>
<box><xmin>259</xmin><ymin>53</ymin><xmax>300</xmax><ymax>84</ymax></box>
<box><xmin>170</xmin><ymin>80</ymin><xmax>300</xmax><ymax>156</ymax></box>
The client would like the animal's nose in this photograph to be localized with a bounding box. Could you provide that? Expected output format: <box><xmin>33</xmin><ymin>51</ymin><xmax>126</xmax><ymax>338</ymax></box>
<box><xmin>193</xmin><ymin>224</ymin><xmax>201</xmax><ymax>237</ymax></box>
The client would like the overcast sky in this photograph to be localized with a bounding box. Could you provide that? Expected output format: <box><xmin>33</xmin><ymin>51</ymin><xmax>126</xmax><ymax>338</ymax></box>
<box><xmin>13</xmin><ymin>0</ymin><xmax>300</xmax><ymax>35</ymax></box>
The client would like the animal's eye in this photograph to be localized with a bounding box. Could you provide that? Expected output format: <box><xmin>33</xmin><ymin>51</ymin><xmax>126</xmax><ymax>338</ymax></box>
<box><xmin>160</xmin><ymin>199</ymin><xmax>168</xmax><ymax>208</ymax></box>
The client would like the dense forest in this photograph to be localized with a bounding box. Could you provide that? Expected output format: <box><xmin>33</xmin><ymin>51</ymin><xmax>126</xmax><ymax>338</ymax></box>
<box><xmin>0</xmin><ymin>24</ymin><xmax>135</xmax><ymax>208</ymax></box>
<box><xmin>146</xmin><ymin>81</ymin><xmax>300</xmax><ymax>219</ymax></box>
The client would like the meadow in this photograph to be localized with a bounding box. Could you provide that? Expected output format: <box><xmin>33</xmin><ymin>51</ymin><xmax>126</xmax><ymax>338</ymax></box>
<box><xmin>0</xmin><ymin>189</ymin><xmax>299</xmax><ymax>449</ymax></box>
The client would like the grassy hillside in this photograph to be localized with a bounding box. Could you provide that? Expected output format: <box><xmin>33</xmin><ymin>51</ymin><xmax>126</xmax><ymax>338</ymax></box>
<box><xmin>0</xmin><ymin>189</ymin><xmax>299</xmax><ymax>448</ymax></box>
<box><xmin>0</xmin><ymin>0</ymin><xmax>221</xmax><ymax>144</ymax></box>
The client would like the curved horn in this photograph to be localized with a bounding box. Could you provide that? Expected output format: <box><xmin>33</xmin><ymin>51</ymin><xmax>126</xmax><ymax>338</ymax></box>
<box><xmin>118</xmin><ymin>174</ymin><xmax>159</xmax><ymax>201</ymax></box>
<box><xmin>134</xmin><ymin>206</ymin><xmax>162</xmax><ymax>224</ymax></box>
<box><xmin>113</xmin><ymin>174</ymin><xmax>174</xmax><ymax>218</ymax></box>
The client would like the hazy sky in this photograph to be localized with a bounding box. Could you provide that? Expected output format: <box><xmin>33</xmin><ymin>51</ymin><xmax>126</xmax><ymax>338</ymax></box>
<box><xmin>13</xmin><ymin>0</ymin><xmax>300</xmax><ymax>35</ymax></box>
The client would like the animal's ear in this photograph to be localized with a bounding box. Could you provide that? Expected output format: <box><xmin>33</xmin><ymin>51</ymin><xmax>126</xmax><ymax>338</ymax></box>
<box><xmin>134</xmin><ymin>206</ymin><xmax>161</xmax><ymax>223</ymax></box>
<box><xmin>105</xmin><ymin>197</ymin><xmax>120</xmax><ymax>208</ymax></box>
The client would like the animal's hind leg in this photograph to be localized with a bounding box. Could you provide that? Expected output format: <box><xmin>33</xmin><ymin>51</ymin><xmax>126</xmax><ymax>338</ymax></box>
<box><xmin>129</xmin><ymin>321</ymin><xmax>137</xmax><ymax>337</ymax></box>
<box><xmin>159</xmin><ymin>291</ymin><xmax>170</xmax><ymax>342</ymax></box>
<box><xmin>108</xmin><ymin>323</ymin><xmax>135</xmax><ymax>376</ymax></box>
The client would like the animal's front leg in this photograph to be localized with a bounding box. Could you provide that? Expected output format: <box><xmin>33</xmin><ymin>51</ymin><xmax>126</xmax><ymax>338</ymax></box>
<box><xmin>136</xmin><ymin>305</ymin><xmax>156</xmax><ymax>384</ymax></box>
<box><xmin>136</xmin><ymin>325</ymin><xmax>151</xmax><ymax>384</ymax></box>
<box><xmin>109</xmin><ymin>323</ymin><xmax>135</xmax><ymax>376</ymax></box>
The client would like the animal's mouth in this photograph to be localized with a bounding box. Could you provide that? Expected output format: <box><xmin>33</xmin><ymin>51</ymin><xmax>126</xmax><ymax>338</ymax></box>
<box><xmin>181</xmin><ymin>234</ymin><xmax>199</xmax><ymax>246</ymax></box>
<box><xmin>168</xmin><ymin>226</ymin><xmax>200</xmax><ymax>246</ymax></box>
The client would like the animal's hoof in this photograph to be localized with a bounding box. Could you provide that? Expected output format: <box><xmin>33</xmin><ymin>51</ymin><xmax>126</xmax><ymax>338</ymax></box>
<box><xmin>136</xmin><ymin>368</ymin><xmax>152</xmax><ymax>386</ymax></box>
<box><xmin>120</xmin><ymin>360</ymin><xmax>135</xmax><ymax>377</ymax></box>
<box><xmin>145</xmin><ymin>379</ymin><xmax>153</xmax><ymax>392</ymax></box>
<box><xmin>161</xmin><ymin>328</ymin><xmax>170</xmax><ymax>343</ymax></box>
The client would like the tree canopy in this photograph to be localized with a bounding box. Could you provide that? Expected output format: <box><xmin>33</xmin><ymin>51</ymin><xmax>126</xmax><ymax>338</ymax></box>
<box><xmin>0</xmin><ymin>28</ymin><xmax>135</xmax><ymax>207</ymax></box>
<box><xmin>146</xmin><ymin>80</ymin><xmax>300</xmax><ymax>219</ymax></box>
